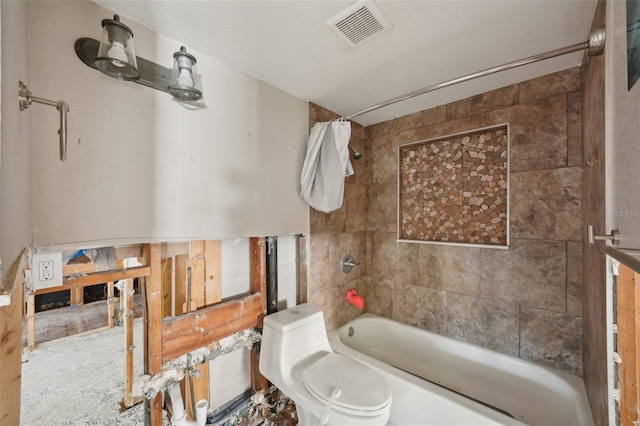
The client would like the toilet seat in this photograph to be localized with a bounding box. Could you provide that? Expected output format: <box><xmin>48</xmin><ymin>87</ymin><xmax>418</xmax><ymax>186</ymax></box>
<box><xmin>302</xmin><ymin>353</ymin><xmax>391</xmax><ymax>417</ymax></box>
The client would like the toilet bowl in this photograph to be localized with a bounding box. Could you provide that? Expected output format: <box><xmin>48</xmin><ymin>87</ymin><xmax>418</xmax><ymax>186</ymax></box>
<box><xmin>259</xmin><ymin>304</ymin><xmax>391</xmax><ymax>426</ymax></box>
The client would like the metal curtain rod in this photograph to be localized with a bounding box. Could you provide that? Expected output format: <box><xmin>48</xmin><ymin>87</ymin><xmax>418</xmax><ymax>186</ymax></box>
<box><xmin>344</xmin><ymin>27</ymin><xmax>606</xmax><ymax>121</ymax></box>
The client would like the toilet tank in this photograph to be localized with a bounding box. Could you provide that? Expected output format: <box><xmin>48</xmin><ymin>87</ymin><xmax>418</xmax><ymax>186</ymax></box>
<box><xmin>260</xmin><ymin>304</ymin><xmax>332</xmax><ymax>386</ymax></box>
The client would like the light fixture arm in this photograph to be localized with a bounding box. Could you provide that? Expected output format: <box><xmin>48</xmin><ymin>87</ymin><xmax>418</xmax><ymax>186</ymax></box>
<box><xmin>18</xmin><ymin>81</ymin><xmax>69</xmax><ymax>161</ymax></box>
<box><xmin>75</xmin><ymin>38</ymin><xmax>202</xmax><ymax>101</ymax></box>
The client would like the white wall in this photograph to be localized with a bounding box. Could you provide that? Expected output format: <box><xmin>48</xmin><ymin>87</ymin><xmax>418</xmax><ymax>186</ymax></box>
<box><xmin>27</xmin><ymin>0</ymin><xmax>309</xmax><ymax>248</ymax></box>
<box><xmin>1</xmin><ymin>1</ymin><xmax>32</xmax><ymax>282</ymax></box>
<box><xmin>605</xmin><ymin>0</ymin><xmax>640</xmax><ymax>249</ymax></box>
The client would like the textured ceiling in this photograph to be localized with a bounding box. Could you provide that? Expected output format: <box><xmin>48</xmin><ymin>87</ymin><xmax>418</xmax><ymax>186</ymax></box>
<box><xmin>95</xmin><ymin>0</ymin><xmax>597</xmax><ymax>126</ymax></box>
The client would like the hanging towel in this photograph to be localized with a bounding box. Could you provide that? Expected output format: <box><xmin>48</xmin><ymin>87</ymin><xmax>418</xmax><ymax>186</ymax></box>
<box><xmin>300</xmin><ymin>121</ymin><xmax>354</xmax><ymax>213</ymax></box>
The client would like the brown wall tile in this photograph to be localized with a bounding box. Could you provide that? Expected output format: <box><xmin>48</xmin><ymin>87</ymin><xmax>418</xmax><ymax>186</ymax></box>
<box><xmin>371</xmin><ymin>233</ymin><xmax>418</xmax><ymax>284</ymax></box>
<box><xmin>391</xmin><ymin>106</ymin><xmax>447</xmax><ymax>133</ymax></box>
<box><xmin>446</xmin><ymin>85</ymin><xmax>519</xmax><ymax>121</ymax></box>
<box><xmin>520</xmin><ymin>307</ymin><xmax>583</xmax><ymax>375</ymax></box>
<box><xmin>446</xmin><ymin>293</ymin><xmax>520</xmax><ymax>356</ymax></box>
<box><xmin>345</xmin><ymin>184</ymin><xmax>367</xmax><ymax>232</ymax></box>
<box><xmin>480</xmin><ymin>239</ymin><xmax>567</xmax><ymax>313</ymax></box>
<box><xmin>416</xmin><ymin>116</ymin><xmax>481</xmax><ymax>142</ymax></box>
<box><xmin>567</xmin><ymin>241</ymin><xmax>583</xmax><ymax>316</ymax></box>
<box><xmin>311</xmin><ymin>284</ymin><xmax>348</xmax><ymax>331</ymax></box>
<box><xmin>371</xmin><ymin>232</ymin><xmax>397</xmax><ymax>281</ymax></box>
<box><xmin>309</xmin><ymin>233</ymin><xmax>331</xmax><ymax>294</ymax></box>
<box><xmin>366</xmin><ymin>120</ymin><xmax>393</xmax><ymax>139</ymax></box>
<box><xmin>371</xmin><ymin>135</ymin><xmax>396</xmax><ymax>184</ymax></box>
<box><xmin>518</xmin><ymin>67</ymin><xmax>581</xmax><ymax>104</ymax></box>
<box><xmin>364</xmin><ymin>278</ymin><xmax>394</xmax><ymax>318</ymax></box>
<box><xmin>393</xmin><ymin>283</ymin><xmax>447</xmax><ymax>334</ymax></box>
<box><xmin>368</xmin><ymin>183</ymin><xmax>397</xmax><ymax>232</ymax></box>
<box><xmin>417</xmin><ymin>244</ymin><xmax>481</xmax><ymax>295</ymax></box>
<box><xmin>510</xmin><ymin>167</ymin><xmax>582</xmax><ymax>241</ymax></box>
<box><xmin>329</xmin><ymin>232</ymin><xmax>367</xmax><ymax>286</ymax></box>
<box><xmin>567</xmin><ymin>91</ymin><xmax>583</xmax><ymax>167</ymax></box>
<box><xmin>509</xmin><ymin>94</ymin><xmax>567</xmax><ymax>171</ymax></box>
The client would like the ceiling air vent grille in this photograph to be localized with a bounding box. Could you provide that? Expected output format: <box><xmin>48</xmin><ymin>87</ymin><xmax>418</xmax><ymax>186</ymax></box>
<box><xmin>328</xmin><ymin>1</ymin><xmax>392</xmax><ymax>48</ymax></box>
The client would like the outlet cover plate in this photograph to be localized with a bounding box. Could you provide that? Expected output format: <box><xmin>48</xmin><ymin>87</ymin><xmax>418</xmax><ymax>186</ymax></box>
<box><xmin>32</xmin><ymin>252</ymin><xmax>63</xmax><ymax>290</ymax></box>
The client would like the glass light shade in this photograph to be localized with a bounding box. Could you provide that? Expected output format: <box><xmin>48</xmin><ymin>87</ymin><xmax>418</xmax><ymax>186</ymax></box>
<box><xmin>95</xmin><ymin>15</ymin><xmax>140</xmax><ymax>81</ymax></box>
<box><xmin>169</xmin><ymin>46</ymin><xmax>202</xmax><ymax>101</ymax></box>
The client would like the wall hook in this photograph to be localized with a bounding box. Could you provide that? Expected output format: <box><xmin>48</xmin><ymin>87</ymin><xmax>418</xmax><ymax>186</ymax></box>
<box><xmin>18</xmin><ymin>81</ymin><xmax>69</xmax><ymax>161</ymax></box>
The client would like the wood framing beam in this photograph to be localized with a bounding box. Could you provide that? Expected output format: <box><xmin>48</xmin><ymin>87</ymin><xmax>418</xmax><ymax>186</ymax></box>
<box><xmin>27</xmin><ymin>293</ymin><xmax>36</xmax><ymax>350</ymax></box>
<box><xmin>107</xmin><ymin>281</ymin><xmax>115</xmax><ymax>328</ymax></box>
<box><xmin>617</xmin><ymin>264</ymin><xmax>640</xmax><ymax>424</ymax></box>
<box><xmin>249</xmin><ymin>237</ymin><xmax>268</xmax><ymax>393</ymax></box>
<box><xmin>64</xmin><ymin>266</ymin><xmax>150</xmax><ymax>288</ymax></box>
<box><xmin>161</xmin><ymin>294</ymin><xmax>263</xmax><ymax>362</ymax></box>
<box><xmin>204</xmin><ymin>240</ymin><xmax>222</xmax><ymax>306</ymax></box>
<box><xmin>0</xmin><ymin>251</ymin><xmax>27</xmax><ymax>425</ymax></box>
<box><xmin>123</xmin><ymin>278</ymin><xmax>135</xmax><ymax>408</ymax></box>
<box><xmin>144</xmin><ymin>244</ymin><xmax>164</xmax><ymax>426</ymax></box>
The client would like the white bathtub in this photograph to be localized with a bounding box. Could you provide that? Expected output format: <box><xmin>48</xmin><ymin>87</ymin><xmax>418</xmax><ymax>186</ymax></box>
<box><xmin>328</xmin><ymin>313</ymin><xmax>594</xmax><ymax>426</ymax></box>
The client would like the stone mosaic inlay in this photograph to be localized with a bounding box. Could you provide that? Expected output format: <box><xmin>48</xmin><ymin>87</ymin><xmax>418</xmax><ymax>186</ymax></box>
<box><xmin>398</xmin><ymin>124</ymin><xmax>509</xmax><ymax>246</ymax></box>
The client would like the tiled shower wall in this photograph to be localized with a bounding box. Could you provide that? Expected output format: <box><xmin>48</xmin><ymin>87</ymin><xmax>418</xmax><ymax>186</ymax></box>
<box><xmin>308</xmin><ymin>67</ymin><xmax>583</xmax><ymax>375</ymax></box>
<box><xmin>307</xmin><ymin>106</ymin><xmax>370</xmax><ymax>328</ymax></box>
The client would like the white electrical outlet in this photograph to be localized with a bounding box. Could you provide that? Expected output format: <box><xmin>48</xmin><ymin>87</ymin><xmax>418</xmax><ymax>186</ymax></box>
<box><xmin>39</xmin><ymin>260</ymin><xmax>54</xmax><ymax>281</ymax></box>
<box><xmin>32</xmin><ymin>252</ymin><xmax>63</xmax><ymax>290</ymax></box>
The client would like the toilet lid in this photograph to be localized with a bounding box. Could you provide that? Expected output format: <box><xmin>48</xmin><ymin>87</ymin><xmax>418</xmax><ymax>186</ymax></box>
<box><xmin>302</xmin><ymin>353</ymin><xmax>391</xmax><ymax>414</ymax></box>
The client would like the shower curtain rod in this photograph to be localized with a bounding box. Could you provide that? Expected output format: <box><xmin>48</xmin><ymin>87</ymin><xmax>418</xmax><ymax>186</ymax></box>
<box><xmin>343</xmin><ymin>27</ymin><xmax>605</xmax><ymax>121</ymax></box>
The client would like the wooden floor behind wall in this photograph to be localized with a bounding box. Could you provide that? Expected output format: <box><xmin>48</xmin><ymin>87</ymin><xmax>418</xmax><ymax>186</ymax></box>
<box><xmin>22</xmin><ymin>295</ymin><xmax>143</xmax><ymax>348</ymax></box>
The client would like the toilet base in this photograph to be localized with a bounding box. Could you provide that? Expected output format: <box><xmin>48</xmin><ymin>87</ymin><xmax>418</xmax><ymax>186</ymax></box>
<box><xmin>294</xmin><ymin>400</ymin><xmax>390</xmax><ymax>426</ymax></box>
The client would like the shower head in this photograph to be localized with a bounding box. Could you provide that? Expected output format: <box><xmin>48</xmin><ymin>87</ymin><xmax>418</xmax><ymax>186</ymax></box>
<box><xmin>350</xmin><ymin>145</ymin><xmax>362</xmax><ymax>160</ymax></box>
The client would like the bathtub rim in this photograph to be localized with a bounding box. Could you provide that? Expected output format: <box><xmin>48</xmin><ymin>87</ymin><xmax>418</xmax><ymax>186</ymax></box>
<box><xmin>328</xmin><ymin>313</ymin><xmax>594</xmax><ymax>426</ymax></box>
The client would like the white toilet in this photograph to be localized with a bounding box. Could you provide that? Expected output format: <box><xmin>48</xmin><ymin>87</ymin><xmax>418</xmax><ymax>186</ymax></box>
<box><xmin>259</xmin><ymin>303</ymin><xmax>391</xmax><ymax>426</ymax></box>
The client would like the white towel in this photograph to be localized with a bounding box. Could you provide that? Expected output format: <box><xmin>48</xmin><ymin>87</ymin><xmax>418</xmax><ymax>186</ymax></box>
<box><xmin>300</xmin><ymin>121</ymin><xmax>354</xmax><ymax>213</ymax></box>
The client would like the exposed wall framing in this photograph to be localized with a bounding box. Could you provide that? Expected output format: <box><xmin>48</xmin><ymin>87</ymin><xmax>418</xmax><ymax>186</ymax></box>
<box><xmin>23</xmin><ymin>239</ymin><xmax>268</xmax><ymax>424</ymax></box>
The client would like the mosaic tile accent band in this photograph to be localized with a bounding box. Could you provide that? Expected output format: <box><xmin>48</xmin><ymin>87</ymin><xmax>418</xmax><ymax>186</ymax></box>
<box><xmin>398</xmin><ymin>124</ymin><xmax>509</xmax><ymax>247</ymax></box>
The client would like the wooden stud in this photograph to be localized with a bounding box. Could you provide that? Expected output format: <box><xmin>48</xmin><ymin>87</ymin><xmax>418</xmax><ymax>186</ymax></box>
<box><xmin>175</xmin><ymin>254</ymin><xmax>188</xmax><ymax>315</ymax></box>
<box><xmin>0</xmin><ymin>250</ymin><xmax>27</xmax><ymax>425</ymax></box>
<box><xmin>161</xmin><ymin>258</ymin><xmax>171</xmax><ymax>318</ymax></box>
<box><xmin>144</xmin><ymin>243</ymin><xmax>164</xmax><ymax>426</ymax></box>
<box><xmin>204</xmin><ymin>240</ymin><xmax>222</xmax><ymax>306</ymax></box>
<box><xmin>123</xmin><ymin>278</ymin><xmax>135</xmax><ymax>408</ymax></box>
<box><xmin>169</xmin><ymin>257</ymin><xmax>176</xmax><ymax>317</ymax></box>
<box><xmin>27</xmin><ymin>293</ymin><xmax>36</xmax><ymax>350</ymax></box>
<box><xmin>249</xmin><ymin>237</ymin><xmax>268</xmax><ymax>393</ymax></box>
<box><xmin>70</xmin><ymin>287</ymin><xmax>83</xmax><ymax>306</ymax></box>
<box><xmin>186</xmin><ymin>258</ymin><xmax>205</xmax><ymax>310</ymax></box>
<box><xmin>184</xmin><ymin>241</ymin><xmax>208</xmax><ymax>418</ymax></box>
<box><xmin>107</xmin><ymin>281</ymin><xmax>115</xmax><ymax>328</ymax></box>
<box><xmin>617</xmin><ymin>264</ymin><xmax>640</xmax><ymax>424</ymax></box>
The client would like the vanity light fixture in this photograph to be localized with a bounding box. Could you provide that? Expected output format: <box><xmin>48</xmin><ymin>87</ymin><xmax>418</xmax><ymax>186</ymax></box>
<box><xmin>94</xmin><ymin>15</ymin><xmax>140</xmax><ymax>80</ymax></box>
<box><xmin>75</xmin><ymin>14</ymin><xmax>203</xmax><ymax>102</ymax></box>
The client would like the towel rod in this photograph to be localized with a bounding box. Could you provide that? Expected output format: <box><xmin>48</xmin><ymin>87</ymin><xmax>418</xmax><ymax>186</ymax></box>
<box><xmin>18</xmin><ymin>81</ymin><xmax>69</xmax><ymax>161</ymax></box>
<box><xmin>343</xmin><ymin>27</ymin><xmax>605</xmax><ymax>121</ymax></box>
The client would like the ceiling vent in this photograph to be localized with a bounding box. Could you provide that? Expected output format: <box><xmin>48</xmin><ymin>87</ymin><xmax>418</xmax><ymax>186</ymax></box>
<box><xmin>327</xmin><ymin>1</ymin><xmax>392</xmax><ymax>48</ymax></box>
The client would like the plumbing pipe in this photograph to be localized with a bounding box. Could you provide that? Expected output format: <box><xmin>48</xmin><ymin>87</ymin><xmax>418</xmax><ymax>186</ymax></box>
<box><xmin>266</xmin><ymin>236</ymin><xmax>278</xmax><ymax>314</ymax></box>
<box><xmin>167</xmin><ymin>382</ymin><xmax>208</xmax><ymax>426</ymax></box>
